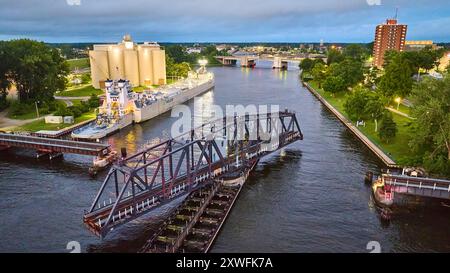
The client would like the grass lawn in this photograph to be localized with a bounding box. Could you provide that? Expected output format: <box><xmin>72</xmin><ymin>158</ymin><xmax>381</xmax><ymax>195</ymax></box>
<box><xmin>15</xmin><ymin>110</ymin><xmax>96</xmax><ymax>132</ymax></box>
<box><xmin>308</xmin><ymin>81</ymin><xmax>415</xmax><ymax>164</ymax></box>
<box><xmin>6</xmin><ymin>100</ymin><xmax>66</xmax><ymax>120</ymax></box>
<box><xmin>7</xmin><ymin>108</ymin><xmax>39</xmax><ymax>120</ymax></box>
<box><xmin>57</xmin><ymin>85</ymin><xmax>103</xmax><ymax>97</ymax></box>
<box><xmin>67</xmin><ymin>58</ymin><xmax>90</xmax><ymax>71</ymax></box>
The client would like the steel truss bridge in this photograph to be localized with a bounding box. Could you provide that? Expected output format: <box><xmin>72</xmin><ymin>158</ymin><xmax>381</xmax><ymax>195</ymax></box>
<box><xmin>84</xmin><ymin>111</ymin><xmax>303</xmax><ymax>238</ymax></box>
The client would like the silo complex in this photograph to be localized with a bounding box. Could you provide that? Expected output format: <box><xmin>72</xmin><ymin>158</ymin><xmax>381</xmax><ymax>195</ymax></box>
<box><xmin>90</xmin><ymin>35</ymin><xmax>167</xmax><ymax>89</ymax></box>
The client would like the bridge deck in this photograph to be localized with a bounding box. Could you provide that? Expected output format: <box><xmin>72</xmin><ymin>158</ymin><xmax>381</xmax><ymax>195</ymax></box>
<box><xmin>0</xmin><ymin>133</ymin><xmax>110</xmax><ymax>156</ymax></box>
<box><xmin>383</xmin><ymin>174</ymin><xmax>450</xmax><ymax>200</ymax></box>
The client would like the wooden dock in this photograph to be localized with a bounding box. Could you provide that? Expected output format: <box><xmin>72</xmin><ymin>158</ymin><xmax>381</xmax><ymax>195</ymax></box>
<box><xmin>303</xmin><ymin>82</ymin><xmax>399</xmax><ymax>168</ymax></box>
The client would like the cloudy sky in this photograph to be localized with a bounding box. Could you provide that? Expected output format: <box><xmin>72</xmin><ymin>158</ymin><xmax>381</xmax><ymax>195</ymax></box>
<box><xmin>0</xmin><ymin>0</ymin><xmax>449</xmax><ymax>43</ymax></box>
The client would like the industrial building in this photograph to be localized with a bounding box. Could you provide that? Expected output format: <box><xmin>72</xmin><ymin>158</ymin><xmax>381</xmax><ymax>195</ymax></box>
<box><xmin>89</xmin><ymin>35</ymin><xmax>166</xmax><ymax>89</ymax></box>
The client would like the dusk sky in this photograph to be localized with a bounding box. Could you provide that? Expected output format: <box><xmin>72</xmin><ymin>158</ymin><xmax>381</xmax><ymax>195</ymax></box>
<box><xmin>1</xmin><ymin>0</ymin><xmax>449</xmax><ymax>43</ymax></box>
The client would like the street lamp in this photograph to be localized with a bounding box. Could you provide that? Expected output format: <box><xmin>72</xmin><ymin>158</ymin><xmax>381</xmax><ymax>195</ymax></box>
<box><xmin>35</xmin><ymin>101</ymin><xmax>40</xmax><ymax>118</ymax></box>
<box><xmin>198</xmin><ymin>59</ymin><xmax>208</xmax><ymax>66</ymax></box>
<box><xmin>395</xmin><ymin>97</ymin><xmax>401</xmax><ymax>110</ymax></box>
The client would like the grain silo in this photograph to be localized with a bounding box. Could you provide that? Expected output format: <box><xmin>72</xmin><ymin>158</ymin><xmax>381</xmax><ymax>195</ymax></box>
<box><xmin>124</xmin><ymin>49</ymin><xmax>139</xmax><ymax>87</ymax></box>
<box><xmin>107</xmin><ymin>45</ymin><xmax>125</xmax><ymax>80</ymax></box>
<box><xmin>89</xmin><ymin>35</ymin><xmax>166</xmax><ymax>88</ymax></box>
<box><xmin>89</xmin><ymin>49</ymin><xmax>110</xmax><ymax>89</ymax></box>
<box><xmin>138</xmin><ymin>45</ymin><xmax>154</xmax><ymax>86</ymax></box>
<box><xmin>152</xmin><ymin>50</ymin><xmax>167</xmax><ymax>85</ymax></box>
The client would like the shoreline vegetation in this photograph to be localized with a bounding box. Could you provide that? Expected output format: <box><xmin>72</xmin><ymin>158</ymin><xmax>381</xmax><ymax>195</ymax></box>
<box><xmin>299</xmin><ymin>43</ymin><xmax>450</xmax><ymax>177</ymax></box>
<box><xmin>304</xmin><ymin>80</ymin><xmax>411</xmax><ymax>166</ymax></box>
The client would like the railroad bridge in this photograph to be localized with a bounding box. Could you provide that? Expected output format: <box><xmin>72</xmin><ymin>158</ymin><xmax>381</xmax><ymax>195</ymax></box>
<box><xmin>0</xmin><ymin>133</ymin><xmax>111</xmax><ymax>158</ymax></box>
<box><xmin>83</xmin><ymin>110</ymin><xmax>303</xmax><ymax>238</ymax></box>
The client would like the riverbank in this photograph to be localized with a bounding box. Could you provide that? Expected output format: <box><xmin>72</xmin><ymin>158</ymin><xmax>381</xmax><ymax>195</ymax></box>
<box><xmin>303</xmin><ymin>81</ymin><xmax>400</xmax><ymax>168</ymax></box>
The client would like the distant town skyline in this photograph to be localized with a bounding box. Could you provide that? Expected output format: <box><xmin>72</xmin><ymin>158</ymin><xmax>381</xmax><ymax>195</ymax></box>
<box><xmin>0</xmin><ymin>0</ymin><xmax>449</xmax><ymax>43</ymax></box>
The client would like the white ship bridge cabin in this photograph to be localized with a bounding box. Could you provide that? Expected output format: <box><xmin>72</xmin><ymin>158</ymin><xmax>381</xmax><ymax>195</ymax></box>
<box><xmin>104</xmin><ymin>79</ymin><xmax>134</xmax><ymax>117</ymax></box>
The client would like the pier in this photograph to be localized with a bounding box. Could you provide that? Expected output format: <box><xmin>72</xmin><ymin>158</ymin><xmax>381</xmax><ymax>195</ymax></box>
<box><xmin>83</xmin><ymin>111</ymin><xmax>303</xmax><ymax>240</ymax></box>
<box><xmin>303</xmin><ymin>82</ymin><xmax>399</xmax><ymax>168</ymax></box>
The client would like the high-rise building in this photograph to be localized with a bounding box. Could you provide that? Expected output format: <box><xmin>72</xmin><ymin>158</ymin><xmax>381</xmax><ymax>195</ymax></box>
<box><xmin>372</xmin><ymin>19</ymin><xmax>407</xmax><ymax>68</ymax></box>
<box><xmin>89</xmin><ymin>34</ymin><xmax>166</xmax><ymax>89</ymax></box>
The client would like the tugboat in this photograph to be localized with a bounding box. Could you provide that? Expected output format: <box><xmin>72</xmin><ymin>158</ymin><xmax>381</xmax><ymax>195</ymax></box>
<box><xmin>372</xmin><ymin>177</ymin><xmax>394</xmax><ymax>207</ymax></box>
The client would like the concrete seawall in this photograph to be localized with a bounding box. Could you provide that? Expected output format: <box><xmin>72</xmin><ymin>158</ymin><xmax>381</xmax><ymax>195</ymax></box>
<box><xmin>303</xmin><ymin>81</ymin><xmax>399</xmax><ymax>168</ymax></box>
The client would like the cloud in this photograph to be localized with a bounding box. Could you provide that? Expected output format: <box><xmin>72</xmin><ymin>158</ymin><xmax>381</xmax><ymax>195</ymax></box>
<box><xmin>0</xmin><ymin>0</ymin><xmax>449</xmax><ymax>42</ymax></box>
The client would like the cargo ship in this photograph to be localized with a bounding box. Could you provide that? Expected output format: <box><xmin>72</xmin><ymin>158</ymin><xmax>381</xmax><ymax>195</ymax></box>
<box><xmin>72</xmin><ymin>64</ymin><xmax>214</xmax><ymax>140</ymax></box>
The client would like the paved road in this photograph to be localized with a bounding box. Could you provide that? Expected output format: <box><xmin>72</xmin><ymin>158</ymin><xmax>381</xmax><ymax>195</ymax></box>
<box><xmin>386</xmin><ymin>107</ymin><xmax>415</xmax><ymax>120</ymax></box>
<box><xmin>0</xmin><ymin>110</ymin><xmax>45</xmax><ymax>131</ymax></box>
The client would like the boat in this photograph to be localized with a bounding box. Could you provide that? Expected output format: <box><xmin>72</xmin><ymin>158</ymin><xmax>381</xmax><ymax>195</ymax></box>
<box><xmin>371</xmin><ymin>177</ymin><xmax>394</xmax><ymax>207</ymax></box>
<box><xmin>71</xmin><ymin>64</ymin><xmax>214</xmax><ymax>140</ymax></box>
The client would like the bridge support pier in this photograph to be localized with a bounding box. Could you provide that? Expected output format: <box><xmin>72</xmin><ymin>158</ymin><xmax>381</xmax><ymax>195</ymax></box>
<box><xmin>241</xmin><ymin>59</ymin><xmax>256</xmax><ymax>68</ymax></box>
<box><xmin>272</xmin><ymin>57</ymin><xmax>288</xmax><ymax>70</ymax></box>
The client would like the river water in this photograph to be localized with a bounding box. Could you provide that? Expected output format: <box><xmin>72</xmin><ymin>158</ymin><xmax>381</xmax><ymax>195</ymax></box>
<box><xmin>1</xmin><ymin>61</ymin><xmax>449</xmax><ymax>253</ymax></box>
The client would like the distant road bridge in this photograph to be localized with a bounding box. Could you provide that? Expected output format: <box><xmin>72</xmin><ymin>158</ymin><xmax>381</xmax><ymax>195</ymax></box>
<box><xmin>215</xmin><ymin>55</ymin><xmax>259</xmax><ymax>67</ymax></box>
<box><xmin>215</xmin><ymin>55</ymin><xmax>325</xmax><ymax>69</ymax></box>
<box><xmin>83</xmin><ymin>110</ymin><xmax>303</xmax><ymax>238</ymax></box>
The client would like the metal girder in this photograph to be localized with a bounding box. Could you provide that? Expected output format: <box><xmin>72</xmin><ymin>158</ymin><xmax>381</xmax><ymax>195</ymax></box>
<box><xmin>84</xmin><ymin>111</ymin><xmax>303</xmax><ymax>238</ymax></box>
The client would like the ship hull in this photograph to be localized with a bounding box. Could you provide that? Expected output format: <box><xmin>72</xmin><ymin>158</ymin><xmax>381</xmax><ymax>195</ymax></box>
<box><xmin>133</xmin><ymin>78</ymin><xmax>214</xmax><ymax>123</ymax></box>
<box><xmin>71</xmin><ymin>113</ymin><xmax>133</xmax><ymax>140</ymax></box>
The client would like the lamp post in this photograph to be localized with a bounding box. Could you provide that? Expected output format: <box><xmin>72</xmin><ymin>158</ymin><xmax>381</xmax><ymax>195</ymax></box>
<box><xmin>395</xmin><ymin>97</ymin><xmax>401</xmax><ymax>110</ymax></box>
<box><xmin>35</xmin><ymin>101</ymin><xmax>40</xmax><ymax>118</ymax></box>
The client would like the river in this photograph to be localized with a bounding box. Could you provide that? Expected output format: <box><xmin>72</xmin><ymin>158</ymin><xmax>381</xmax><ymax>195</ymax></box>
<box><xmin>1</xmin><ymin>61</ymin><xmax>449</xmax><ymax>253</ymax></box>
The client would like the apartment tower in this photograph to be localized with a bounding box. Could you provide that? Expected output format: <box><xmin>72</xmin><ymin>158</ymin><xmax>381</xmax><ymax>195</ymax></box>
<box><xmin>373</xmin><ymin>19</ymin><xmax>407</xmax><ymax>68</ymax></box>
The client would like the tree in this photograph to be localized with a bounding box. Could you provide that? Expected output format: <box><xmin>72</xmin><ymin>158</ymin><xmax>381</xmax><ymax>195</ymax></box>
<box><xmin>343</xmin><ymin>44</ymin><xmax>367</xmax><ymax>62</ymax></box>
<box><xmin>344</xmin><ymin>87</ymin><xmax>371</xmax><ymax>121</ymax></box>
<box><xmin>378</xmin><ymin>113</ymin><xmax>397</xmax><ymax>143</ymax></box>
<box><xmin>378</xmin><ymin>54</ymin><xmax>413</xmax><ymax>98</ymax></box>
<box><xmin>311</xmin><ymin>63</ymin><xmax>327</xmax><ymax>88</ymax></box>
<box><xmin>329</xmin><ymin>58</ymin><xmax>364</xmax><ymax>88</ymax></box>
<box><xmin>166</xmin><ymin>56</ymin><xmax>191</xmax><ymax>79</ymax></box>
<box><xmin>322</xmin><ymin>75</ymin><xmax>346</xmax><ymax>94</ymax></box>
<box><xmin>0</xmin><ymin>41</ymin><xmax>11</xmax><ymax>110</ymax></box>
<box><xmin>344</xmin><ymin>87</ymin><xmax>386</xmax><ymax>131</ymax></box>
<box><xmin>81</xmin><ymin>73</ymin><xmax>91</xmax><ymax>84</ymax></box>
<box><xmin>364</xmin><ymin>66</ymin><xmax>380</xmax><ymax>89</ymax></box>
<box><xmin>299</xmin><ymin>58</ymin><xmax>315</xmax><ymax>72</ymax></box>
<box><xmin>3</xmin><ymin>39</ymin><xmax>69</xmax><ymax>103</ymax></box>
<box><xmin>327</xmin><ymin>48</ymin><xmax>344</xmax><ymax>65</ymax></box>
<box><xmin>409</xmin><ymin>75</ymin><xmax>450</xmax><ymax>175</ymax></box>
<box><xmin>88</xmin><ymin>94</ymin><xmax>99</xmax><ymax>108</ymax></box>
<box><xmin>165</xmin><ymin>45</ymin><xmax>195</xmax><ymax>64</ymax></box>
<box><xmin>365</xmin><ymin>93</ymin><xmax>385</xmax><ymax>132</ymax></box>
